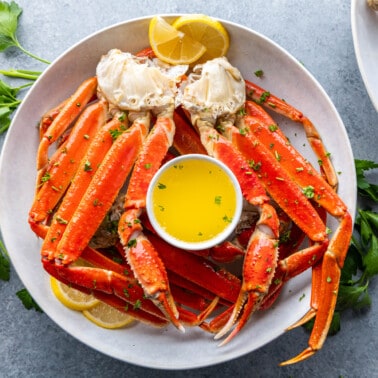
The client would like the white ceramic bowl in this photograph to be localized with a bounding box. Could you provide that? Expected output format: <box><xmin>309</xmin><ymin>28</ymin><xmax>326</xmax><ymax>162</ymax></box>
<box><xmin>0</xmin><ymin>15</ymin><xmax>356</xmax><ymax>369</ymax></box>
<box><xmin>146</xmin><ymin>154</ymin><xmax>243</xmax><ymax>250</ymax></box>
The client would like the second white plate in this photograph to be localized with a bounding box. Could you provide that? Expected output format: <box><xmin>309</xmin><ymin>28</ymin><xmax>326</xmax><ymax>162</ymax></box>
<box><xmin>351</xmin><ymin>0</ymin><xmax>378</xmax><ymax>111</ymax></box>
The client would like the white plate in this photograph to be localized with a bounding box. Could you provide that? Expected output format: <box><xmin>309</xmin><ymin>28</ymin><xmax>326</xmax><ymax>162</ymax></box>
<box><xmin>351</xmin><ymin>0</ymin><xmax>378</xmax><ymax>111</ymax></box>
<box><xmin>0</xmin><ymin>15</ymin><xmax>356</xmax><ymax>369</ymax></box>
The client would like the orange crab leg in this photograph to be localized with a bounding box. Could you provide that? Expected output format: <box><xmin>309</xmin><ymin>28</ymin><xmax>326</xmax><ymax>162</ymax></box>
<box><xmin>233</xmin><ymin>112</ymin><xmax>352</xmax><ymax>364</ymax></box>
<box><xmin>173</xmin><ymin>108</ymin><xmax>207</xmax><ymax>155</ymax></box>
<box><xmin>281</xmin><ymin>211</ymin><xmax>352</xmax><ymax>365</ymax></box>
<box><xmin>171</xmin><ymin>285</ymin><xmax>217</xmax><ymax>312</ymax></box>
<box><xmin>92</xmin><ymin>291</ymin><xmax>168</xmax><ymax>327</ymax></box>
<box><xmin>148</xmin><ymin>233</ymin><xmax>241</xmax><ymax>304</ymax></box>
<box><xmin>37</xmin><ymin>77</ymin><xmax>98</xmax><ymax>170</ymax></box>
<box><xmin>29</xmin><ymin>101</ymin><xmax>107</xmax><ymax>238</ymax></box>
<box><xmin>168</xmin><ymin>271</ymin><xmax>233</xmax><ymax>307</ymax></box>
<box><xmin>41</xmin><ymin>116</ymin><xmax>128</xmax><ymax>256</ymax></box>
<box><xmin>43</xmin><ymin>260</ymin><xmax>165</xmax><ymax>319</ymax></box>
<box><xmin>118</xmin><ymin>116</ymin><xmax>185</xmax><ymax>332</ymax></box>
<box><xmin>82</xmin><ymin>246</ymin><xmax>220</xmax><ymax>320</ymax></box>
<box><xmin>259</xmin><ymin>219</ymin><xmax>307</xmax><ymax>310</ymax></box>
<box><xmin>230</xmin><ymin>118</ymin><xmax>328</xmax><ymax>242</ymax></box>
<box><xmin>215</xmin><ymin>215</ymin><xmax>279</xmax><ymax>344</ymax></box>
<box><xmin>39</xmin><ymin>98</ymin><xmax>69</xmax><ymax>140</ymax></box>
<box><xmin>195</xmin><ymin>124</ymin><xmax>280</xmax><ymax>342</ymax></box>
<box><xmin>244</xmin><ymin>101</ymin><xmax>347</xmax><ymax>217</ymax></box>
<box><xmin>54</xmin><ymin>117</ymin><xmax>148</xmax><ymax>265</ymax></box>
<box><xmin>245</xmin><ymin>81</ymin><xmax>338</xmax><ymax>188</ymax></box>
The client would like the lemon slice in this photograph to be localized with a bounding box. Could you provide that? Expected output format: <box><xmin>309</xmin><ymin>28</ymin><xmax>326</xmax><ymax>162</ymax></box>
<box><xmin>149</xmin><ymin>16</ymin><xmax>206</xmax><ymax>65</ymax></box>
<box><xmin>83</xmin><ymin>302</ymin><xmax>135</xmax><ymax>329</ymax></box>
<box><xmin>50</xmin><ymin>276</ymin><xmax>100</xmax><ymax>311</ymax></box>
<box><xmin>172</xmin><ymin>14</ymin><xmax>230</xmax><ymax>63</ymax></box>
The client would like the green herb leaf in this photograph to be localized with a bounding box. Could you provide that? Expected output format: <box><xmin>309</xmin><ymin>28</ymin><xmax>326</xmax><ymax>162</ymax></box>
<box><xmin>0</xmin><ymin>68</ymin><xmax>41</xmax><ymax>80</ymax></box>
<box><xmin>0</xmin><ymin>78</ymin><xmax>32</xmax><ymax>134</ymax></box>
<box><xmin>304</xmin><ymin>311</ymin><xmax>342</xmax><ymax>335</ymax></box>
<box><xmin>337</xmin><ymin>280</ymin><xmax>371</xmax><ymax>312</ymax></box>
<box><xmin>0</xmin><ymin>0</ymin><xmax>22</xmax><ymax>52</ymax></box>
<box><xmin>0</xmin><ymin>239</ymin><xmax>10</xmax><ymax>281</ymax></box>
<box><xmin>302</xmin><ymin>185</ymin><xmax>315</xmax><ymax>199</ymax></box>
<box><xmin>16</xmin><ymin>288</ymin><xmax>43</xmax><ymax>312</ymax></box>
<box><xmin>355</xmin><ymin>159</ymin><xmax>378</xmax><ymax>201</ymax></box>
<box><xmin>0</xmin><ymin>1</ymin><xmax>50</xmax><ymax>63</ymax></box>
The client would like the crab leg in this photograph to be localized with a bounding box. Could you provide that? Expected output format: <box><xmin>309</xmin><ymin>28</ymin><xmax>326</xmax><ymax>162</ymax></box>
<box><xmin>148</xmin><ymin>232</ymin><xmax>241</xmax><ymax>304</ymax></box>
<box><xmin>118</xmin><ymin>115</ymin><xmax>185</xmax><ymax>332</ymax></box>
<box><xmin>81</xmin><ymin>246</ymin><xmax>220</xmax><ymax>322</ymax></box>
<box><xmin>196</xmin><ymin>124</ymin><xmax>280</xmax><ymax>344</ymax></box>
<box><xmin>38</xmin><ymin>98</ymin><xmax>69</xmax><ymax>140</ymax></box>
<box><xmin>44</xmin><ymin>259</ymin><xmax>167</xmax><ymax>319</ymax></box>
<box><xmin>244</xmin><ymin>100</ymin><xmax>346</xmax><ymax>216</ymax></box>
<box><xmin>280</xmin><ymin>212</ymin><xmax>352</xmax><ymax>364</ymax></box>
<box><xmin>29</xmin><ymin>101</ymin><xmax>107</xmax><ymax>238</ymax></box>
<box><xmin>231</xmin><ymin>114</ymin><xmax>353</xmax><ymax>363</ymax></box>
<box><xmin>173</xmin><ymin>108</ymin><xmax>207</xmax><ymax>155</ymax></box>
<box><xmin>245</xmin><ymin>81</ymin><xmax>338</xmax><ymax>189</ymax></box>
<box><xmin>37</xmin><ymin>77</ymin><xmax>98</xmax><ymax>170</ymax></box>
<box><xmin>233</xmin><ymin>107</ymin><xmax>353</xmax><ymax>363</ymax></box>
<box><xmin>54</xmin><ymin>116</ymin><xmax>148</xmax><ymax>265</ymax></box>
<box><xmin>40</xmin><ymin>116</ymin><xmax>128</xmax><ymax>256</ymax></box>
<box><xmin>230</xmin><ymin>119</ymin><xmax>328</xmax><ymax>242</ymax></box>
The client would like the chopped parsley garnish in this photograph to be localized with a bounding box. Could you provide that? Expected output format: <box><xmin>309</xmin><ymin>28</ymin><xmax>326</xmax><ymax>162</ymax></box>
<box><xmin>302</xmin><ymin>185</ymin><xmax>315</xmax><ymax>199</ymax></box>
<box><xmin>222</xmin><ymin>215</ymin><xmax>232</xmax><ymax>223</ymax></box>
<box><xmin>40</xmin><ymin>171</ymin><xmax>51</xmax><ymax>183</ymax></box>
<box><xmin>84</xmin><ymin>160</ymin><xmax>92</xmax><ymax>172</ymax></box>
<box><xmin>109</xmin><ymin>125</ymin><xmax>127</xmax><ymax>141</ymax></box>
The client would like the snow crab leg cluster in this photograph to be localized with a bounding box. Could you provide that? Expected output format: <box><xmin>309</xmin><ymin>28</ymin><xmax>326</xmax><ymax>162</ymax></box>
<box><xmin>28</xmin><ymin>48</ymin><xmax>352</xmax><ymax>365</ymax></box>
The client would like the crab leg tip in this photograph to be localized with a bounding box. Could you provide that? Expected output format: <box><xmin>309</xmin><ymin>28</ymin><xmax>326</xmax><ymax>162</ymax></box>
<box><xmin>216</xmin><ymin>338</ymin><xmax>228</xmax><ymax>348</ymax></box>
<box><xmin>279</xmin><ymin>348</ymin><xmax>316</xmax><ymax>366</ymax></box>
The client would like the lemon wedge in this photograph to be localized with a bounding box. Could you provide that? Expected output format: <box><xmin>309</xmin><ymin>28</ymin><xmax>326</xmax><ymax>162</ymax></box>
<box><xmin>149</xmin><ymin>16</ymin><xmax>206</xmax><ymax>65</ymax></box>
<box><xmin>83</xmin><ymin>301</ymin><xmax>135</xmax><ymax>329</ymax></box>
<box><xmin>50</xmin><ymin>276</ymin><xmax>100</xmax><ymax>311</ymax></box>
<box><xmin>172</xmin><ymin>14</ymin><xmax>230</xmax><ymax>63</ymax></box>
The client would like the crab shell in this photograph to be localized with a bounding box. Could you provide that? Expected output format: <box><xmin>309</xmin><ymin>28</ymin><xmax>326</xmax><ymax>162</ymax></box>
<box><xmin>177</xmin><ymin>57</ymin><xmax>246</xmax><ymax>124</ymax></box>
<box><xmin>96</xmin><ymin>49</ymin><xmax>188</xmax><ymax>114</ymax></box>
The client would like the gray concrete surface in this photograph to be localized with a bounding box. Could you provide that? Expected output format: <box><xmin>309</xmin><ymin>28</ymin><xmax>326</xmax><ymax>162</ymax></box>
<box><xmin>1</xmin><ymin>0</ymin><xmax>378</xmax><ymax>377</ymax></box>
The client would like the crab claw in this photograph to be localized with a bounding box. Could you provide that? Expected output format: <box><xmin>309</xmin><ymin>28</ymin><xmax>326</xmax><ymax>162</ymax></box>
<box><xmin>125</xmin><ymin>233</ymin><xmax>184</xmax><ymax>333</ymax></box>
<box><xmin>215</xmin><ymin>205</ymin><xmax>279</xmax><ymax>344</ymax></box>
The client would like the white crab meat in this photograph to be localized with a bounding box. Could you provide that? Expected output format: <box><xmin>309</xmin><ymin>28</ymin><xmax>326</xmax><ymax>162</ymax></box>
<box><xmin>96</xmin><ymin>49</ymin><xmax>188</xmax><ymax>113</ymax></box>
<box><xmin>177</xmin><ymin>57</ymin><xmax>246</xmax><ymax>123</ymax></box>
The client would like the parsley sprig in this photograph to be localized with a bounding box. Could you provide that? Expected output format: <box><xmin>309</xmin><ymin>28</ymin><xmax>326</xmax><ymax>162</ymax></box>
<box><xmin>0</xmin><ymin>1</ymin><xmax>49</xmax><ymax>134</ymax></box>
<box><xmin>0</xmin><ymin>78</ymin><xmax>32</xmax><ymax>132</ymax></box>
<box><xmin>355</xmin><ymin>159</ymin><xmax>378</xmax><ymax>201</ymax></box>
<box><xmin>0</xmin><ymin>1</ymin><xmax>49</xmax><ymax>64</ymax></box>
<box><xmin>16</xmin><ymin>288</ymin><xmax>43</xmax><ymax>312</ymax></box>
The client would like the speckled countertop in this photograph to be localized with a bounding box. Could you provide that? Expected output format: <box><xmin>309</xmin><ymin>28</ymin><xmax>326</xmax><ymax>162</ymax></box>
<box><xmin>0</xmin><ymin>1</ymin><xmax>377</xmax><ymax>377</ymax></box>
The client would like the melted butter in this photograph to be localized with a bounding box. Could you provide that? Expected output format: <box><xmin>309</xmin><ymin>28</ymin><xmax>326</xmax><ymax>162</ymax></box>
<box><xmin>151</xmin><ymin>158</ymin><xmax>237</xmax><ymax>243</ymax></box>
